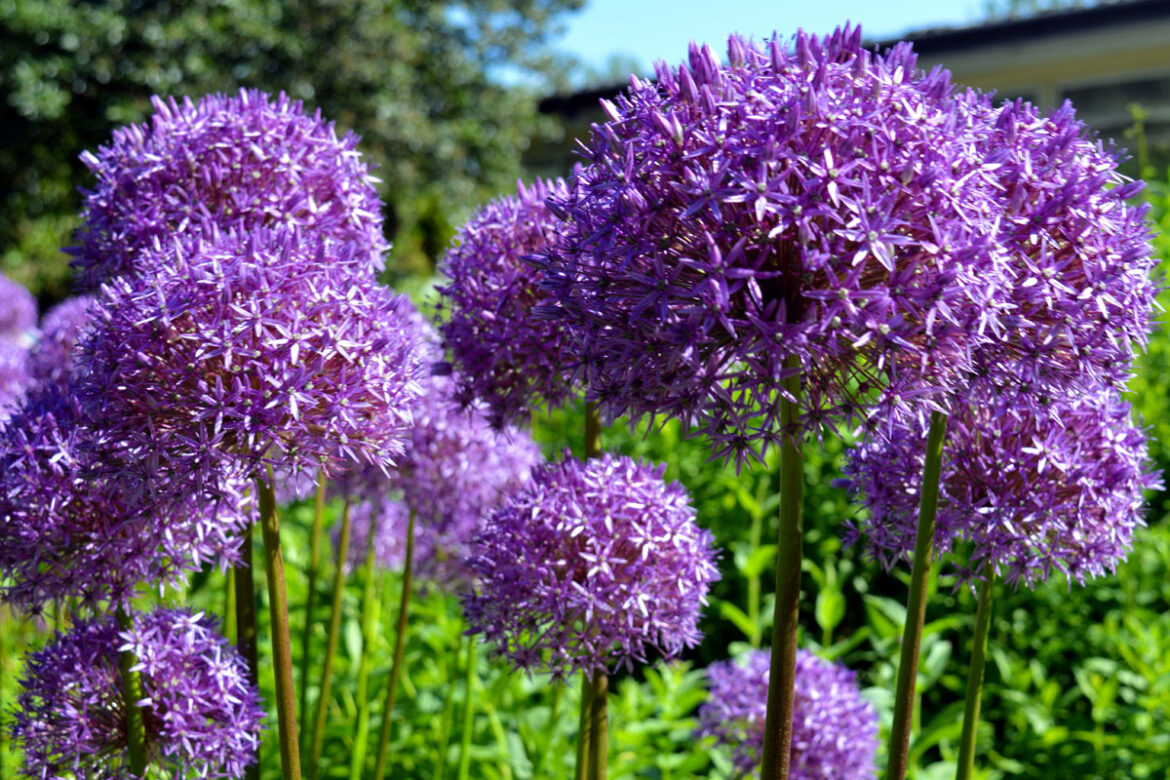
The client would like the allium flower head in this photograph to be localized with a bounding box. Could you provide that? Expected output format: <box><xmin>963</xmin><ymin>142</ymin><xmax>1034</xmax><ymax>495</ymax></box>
<box><xmin>842</xmin><ymin>387</ymin><xmax>1158</xmax><ymax>587</ymax></box>
<box><xmin>332</xmin><ymin>497</ymin><xmax>411</xmax><ymax>572</ymax></box>
<box><xmin>0</xmin><ymin>388</ymin><xmax>250</xmax><ymax>612</ymax></box>
<box><xmin>540</xmin><ymin>27</ymin><xmax>1012</xmax><ymax>461</ymax></box>
<box><xmin>0</xmin><ymin>271</ymin><xmax>36</xmax><ymax>344</ymax></box>
<box><xmin>11</xmin><ymin>608</ymin><xmax>263</xmax><ymax>779</ymax></box>
<box><xmin>437</xmin><ymin>177</ymin><xmax>578</xmax><ymax>426</ymax></box>
<box><xmin>0</xmin><ymin>339</ymin><xmax>31</xmax><ymax>420</ymax></box>
<box><xmin>79</xmin><ymin>226</ymin><xmax>425</xmax><ymax>484</ymax></box>
<box><xmin>463</xmin><ymin>454</ymin><xmax>720</xmax><ymax>676</ymax></box>
<box><xmin>72</xmin><ymin>89</ymin><xmax>388</xmax><ymax>290</ymax></box>
<box><xmin>697</xmin><ymin>649</ymin><xmax>877</xmax><ymax>779</ymax></box>
<box><xmin>27</xmin><ymin>295</ymin><xmax>97</xmax><ymax>389</ymax></box>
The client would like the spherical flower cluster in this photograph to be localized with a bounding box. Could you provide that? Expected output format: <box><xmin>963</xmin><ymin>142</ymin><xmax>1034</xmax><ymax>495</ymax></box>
<box><xmin>697</xmin><ymin>649</ymin><xmax>877</xmax><ymax>779</ymax></box>
<box><xmin>0</xmin><ymin>388</ymin><xmax>251</xmax><ymax>612</ymax></box>
<box><xmin>71</xmin><ymin>89</ymin><xmax>388</xmax><ymax>290</ymax></box>
<box><xmin>27</xmin><ymin>295</ymin><xmax>96</xmax><ymax>389</ymax></box>
<box><xmin>463</xmin><ymin>454</ymin><xmax>720</xmax><ymax>676</ymax></box>
<box><xmin>332</xmin><ymin>497</ymin><xmax>412</xmax><ymax>573</ymax></box>
<box><xmin>78</xmin><ymin>226</ymin><xmax>425</xmax><ymax>484</ymax></box>
<box><xmin>11</xmin><ymin>608</ymin><xmax>263</xmax><ymax>779</ymax></box>
<box><xmin>0</xmin><ymin>271</ymin><xmax>37</xmax><ymax>343</ymax></box>
<box><xmin>842</xmin><ymin>387</ymin><xmax>1158</xmax><ymax>586</ymax></box>
<box><xmin>540</xmin><ymin>28</ymin><xmax>1010</xmax><ymax>461</ymax></box>
<box><xmin>0</xmin><ymin>339</ymin><xmax>31</xmax><ymax>420</ymax></box>
<box><xmin>437</xmin><ymin>177</ymin><xmax>578</xmax><ymax>426</ymax></box>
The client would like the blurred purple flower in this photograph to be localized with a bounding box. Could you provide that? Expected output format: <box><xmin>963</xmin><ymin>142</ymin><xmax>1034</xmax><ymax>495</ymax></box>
<box><xmin>12</xmin><ymin>608</ymin><xmax>263</xmax><ymax>779</ymax></box>
<box><xmin>842</xmin><ymin>387</ymin><xmax>1159</xmax><ymax>586</ymax></box>
<box><xmin>0</xmin><ymin>271</ymin><xmax>36</xmax><ymax>344</ymax></box>
<box><xmin>463</xmin><ymin>454</ymin><xmax>720</xmax><ymax>677</ymax></box>
<box><xmin>27</xmin><ymin>295</ymin><xmax>97</xmax><ymax>389</ymax></box>
<box><xmin>697</xmin><ymin>648</ymin><xmax>877</xmax><ymax>779</ymax></box>
<box><xmin>437</xmin><ymin>177</ymin><xmax>578</xmax><ymax>426</ymax></box>
<box><xmin>0</xmin><ymin>387</ymin><xmax>251</xmax><ymax>613</ymax></box>
<box><xmin>0</xmin><ymin>339</ymin><xmax>31</xmax><ymax>421</ymax></box>
<box><xmin>78</xmin><ymin>226</ymin><xmax>425</xmax><ymax>486</ymax></box>
<box><xmin>71</xmin><ymin>89</ymin><xmax>388</xmax><ymax>290</ymax></box>
<box><xmin>332</xmin><ymin>497</ymin><xmax>411</xmax><ymax>573</ymax></box>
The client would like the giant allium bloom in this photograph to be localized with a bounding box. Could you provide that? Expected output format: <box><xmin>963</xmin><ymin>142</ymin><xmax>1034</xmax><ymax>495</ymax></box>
<box><xmin>79</xmin><ymin>226</ymin><xmax>425</xmax><ymax>485</ymax></box>
<box><xmin>27</xmin><ymin>295</ymin><xmax>96</xmax><ymax>389</ymax></box>
<box><xmin>842</xmin><ymin>387</ymin><xmax>1158</xmax><ymax>586</ymax></box>
<box><xmin>0</xmin><ymin>339</ymin><xmax>31</xmax><ymax>420</ymax></box>
<box><xmin>437</xmin><ymin>177</ymin><xmax>578</xmax><ymax>426</ymax></box>
<box><xmin>540</xmin><ymin>28</ymin><xmax>1010</xmax><ymax>460</ymax></box>
<box><xmin>0</xmin><ymin>271</ymin><xmax>36</xmax><ymax>344</ymax></box>
<box><xmin>0</xmin><ymin>388</ymin><xmax>250</xmax><ymax>612</ymax></box>
<box><xmin>72</xmin><ymin>89</ymin><xmax>388</xmax><ymax>290</ymax></box>
<box><xmin>697</xmin><ymin>649</ymin><xmax>877</xmax><ymax>779</ymax></box>
<box><xmin>463</xmin><ymin>454</ymin><xmax>720</xmax><ymax>676</ymax></box>
<box><xmin>11</xmin><ymin>608</ymin><xmax>263</xmax><ymax>779</ymax></box>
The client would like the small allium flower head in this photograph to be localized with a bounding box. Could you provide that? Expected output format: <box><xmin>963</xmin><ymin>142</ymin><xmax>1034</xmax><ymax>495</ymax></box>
<box><xmin>333</xmin><ymin>497</ymin><xmax>411</xmax><ymax>573</ymax></box>
<box><xmin>463</xmin><ymin>454</ymin><xmax>720</xmax><ymax>676</ymax></box>
<box><xmin>540</xmin><ymin>27</ymin><xmax>1010</xmax><ymax>461</ymax></box>
<box><xmin>0</xmin><ymin>271</ymin><xmax>37</xmax><ymax>344</ymax></box>
<box><xmin>0</xmin><ymin>388</ymin><xmax>251</xmax><ymax>612</ymax></box>
<box><xmin>842</xmin><ymin>387</ymin><xmax>1159</xmax><ymax>587</ymax></box>
<box><xmin>79</xmin><ymin>226</ymin><xmax>425</xmax><ymax>484</ymax></box>
<box><xmin>0</xmin><ymin>339</ymin><xmax>31</xmax><ymax>420</ymax></box>
<box><xmin>12</xmin><ymin>608</ymin><xmax>263</xmax><ymax>779</ymax></box>
<box><xmin>72</xmin><ymin>89</ymin><xmax>388</xmax><ymax>290</ymax></box>
<box><xmin>437</xmin><ymin>177</ymin><xmax>578</xmax><ymax>426</ymax></box>
<box><xmin>27</xmin><ymin>295</ymin><xmax>97</xmax><ymax>388</ymax></box>
<box><xmin>697</xmin><ymin>649</ymin><xmax>877</xmax><ymax>779</ymax></box>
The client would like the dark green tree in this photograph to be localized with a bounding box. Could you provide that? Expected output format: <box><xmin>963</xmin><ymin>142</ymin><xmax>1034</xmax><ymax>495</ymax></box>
<box><xmin>0</xmin><ymin>0</ymin><xmax>583</xmax><ymax>298</ymax></box>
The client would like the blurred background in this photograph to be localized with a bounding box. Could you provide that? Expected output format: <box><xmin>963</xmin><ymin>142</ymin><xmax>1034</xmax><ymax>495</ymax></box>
<box><xmin>4</xmin><ymin>1</ymin><xmax>1170</xmax><ymax>777</ymax></box>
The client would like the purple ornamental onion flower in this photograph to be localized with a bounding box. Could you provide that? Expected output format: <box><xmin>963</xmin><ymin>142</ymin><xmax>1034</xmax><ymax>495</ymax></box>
<box><xmin>463</xmin><ymin>454</ymin><xmax>720</xmax><ymax>677</ymax></box>
<box><xmin>27</xmin><ymin>295</ymin><xmax>97</xmax><ymax>389</ymax></box>
<box><xmin>332</xmin><ymin>497</ymin><xmax>411</xmax><ymax>573</ymax></box>
<box><xmin>437</xmin><ymin>177</ymin><xmax>578</xmax><ymax>426</ymax></box>
<box><xmin>540</xmin><ymin>27</ymin><xmax>1012</xmax><ymax>462</ymax></box>
<box><xmin>0</xmin><ymin>388</ymin><xmax>251</xmax><ymax>612</ymax></box>
<box><xmin>71</xmin><ymin>89</ymin><xmax>389</xmax><ymax>290</ymax></box>
<box><xmin>697</xmin><ymin>649</ymin><xmax>877</xmax><ymax>779</ymax></box>
<box><xmin>842</xmin><ymin>387</ymin><xmax>1159</xmax><ymax>587</ymax></box>
<box><xmin>78</xmin><ymin>226</ymin><xmax>425</xmax><ymax>485</ymax></box>
<box><xmin>12</xmin><ymin>608</ymin><xmax>263</xmax><ymax>779</ymax></box>
<box><xmin>0</xmin><ymin>339</ymin><xmax>31</xmax><ymax>421</ymax></box>
<box><xmin>0</xmin><ymin>271</ymin><xmax>36</xmax><ymax>344</ymax></box>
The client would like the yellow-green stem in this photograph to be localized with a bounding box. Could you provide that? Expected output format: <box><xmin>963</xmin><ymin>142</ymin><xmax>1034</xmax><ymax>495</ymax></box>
<box><xmin>256</xmin><ymin>471</ymin><xmax>302</xmax><ymax>780</ymax></box>
<box><xmin>349</xmin><ymin>514</ymin><xmax>382</xmax><ymax>780</ymax></box>
<box><xmin>117</xmin><ymin>606</ymin><xmax>148</xmax><ymax>776</ymax></box>
<box><xmin>760</xmin><ymin>363</ymin><xmax>804</xmax><ymax>780</ymax></box>
<box><xmin>886</xmin><ymin>410</ymin><xmax>949</xmax><ymax>780</ymax></box>
<box><xmin>307</xmin><ymin>501</ymin><xmax>352</xmax><ymax>779</ymax></box>
<box><xmin>233</xmin><ymin>524</ymin><xmax>259</xmax><ymax>780</ymax></box>
<box><xmin>457</xmin><ymin>636</ymin><xmax>479</xmax><ymax>780</ymax></box>
<box><xmin>372</xmin><ymin>510</ymin><xmax>416</xmax><ymax>779</ymax></box>
<box><xmin>956</xmin><ymin>569</ymin><xmax>997</xmax><ymax>780</ymax></box>
<box><xmin>574</xmin><ymin>672</ymin><xmax>593</xmax><ymax>780</ymax></box>
<box><xmin>299</xmin><ymin>472</ymin><xmax>329</xmax><ymax>745</ymax></box>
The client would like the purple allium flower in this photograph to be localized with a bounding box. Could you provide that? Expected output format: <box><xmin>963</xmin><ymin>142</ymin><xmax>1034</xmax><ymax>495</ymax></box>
<box><xmin>437</xmin><ymin>177</ymin><xmax>579</xmax><ymax>426</ymax></box>
<box><xmin>11</xmin><ymin>608</ymin><xmax>263</xmax><ymax>779</ymax></box>
<box><xmin>27</xmin><ymin>295</ymin><xmax>97</xmax><ymax>389</ymax></box>
<box><xmin>697</xmin><ymin>649</ymin><xmax>877</xmax><ymax>779</ymax></box>
<box><xmin>463</xmin><ymin>454</ymin><xmax>720</xmax><ymax>676</ymax></box>
<box><xmin>842</xmin><ymin>387</ymin><xmax>1159</xmax><ymax>587</ymax></box>
<box><xmin>538</xmin><ymin>28</ymin><xmax>1013</xmax><ymax>461</ymax></box>
<box><xmin>71</xmin><ymin>89</ymin><xmax>388</xmax><ymax>290</ymax></box>
<box><xmin>0</xmin><ymin>387</ymin><xmax>251</xmax><ymax>612</ymax></box>
<box><xmin>332</xmin><ymin>497</ymin><xmax>411</xmax><ymax>573</ymax></box>
<box><xmin>0</xmin><ymin>271</ymin><xmax>37</xmax><ymax>344</ymax></box>
<box><xmin>0</xmin><ymin>339</ymin><xmax>31</xmax><ymax>420</ymax></box>
<box><xmin>78</xmin><ymin>226</ymin><xmax>425</xmax><ymax>485</ymax></box>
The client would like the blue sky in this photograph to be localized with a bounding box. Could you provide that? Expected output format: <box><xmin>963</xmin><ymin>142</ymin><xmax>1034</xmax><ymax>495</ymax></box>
<box><xmin>556</xmin><ymin>0</ymin><xmax>987</xmax><ymax>76</ymax></box>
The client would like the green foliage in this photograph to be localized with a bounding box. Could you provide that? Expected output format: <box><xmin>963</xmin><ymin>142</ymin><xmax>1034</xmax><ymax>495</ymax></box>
<box><xmin>0</xmin><ymin>0</ymin><xmax>584</xmax><ymax>298</ymax></box>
